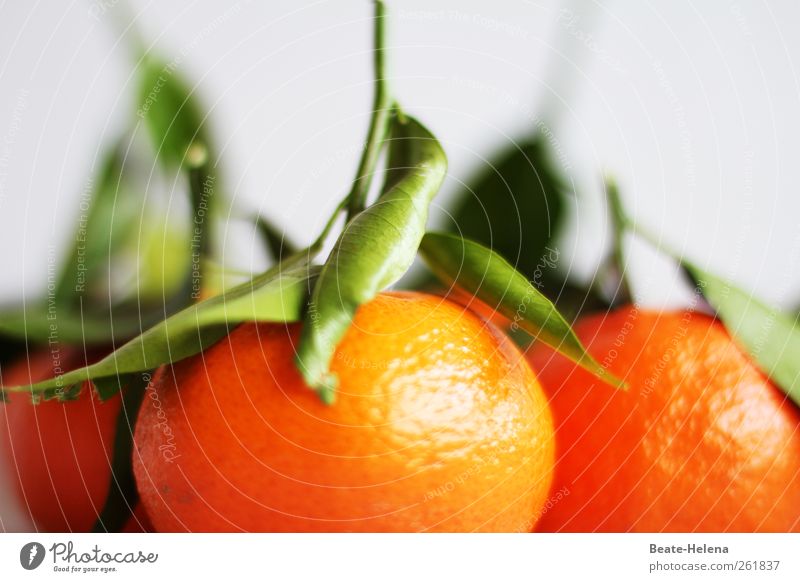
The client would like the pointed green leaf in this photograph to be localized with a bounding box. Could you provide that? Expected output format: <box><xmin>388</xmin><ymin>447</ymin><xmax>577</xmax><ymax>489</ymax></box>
<box><xmin>418</xmin><ymin>232</ymin><xmax>624</xmax><ymax>388</ymax></box>
<box><xmin>0</xmin><ymin>263</ymin><xmax>318</xmax><ymax>397</ymax></box>
<box><xmin>538</xmin><ymin>274</ymin><xmax>611</xmax><ymax>324</ymax></box>
<box><xmin>295</xmin><ymin>115</ymin><xmax>448</xmax><ymax>399</ymax></box>
<box><xmin>448</xmin><ymin>136</ymin><xmax>566</xmax><ymax>281</ymax></box>
<box><xmin>683</xmin><ymin>262</ymin><xmax>800</xmax><ymax>406</ymax></box>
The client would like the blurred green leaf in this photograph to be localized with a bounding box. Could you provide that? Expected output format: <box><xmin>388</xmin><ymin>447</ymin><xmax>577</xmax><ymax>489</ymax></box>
<box><xmin>419</xmin><ymin>231</ymin><xmax>624</xmax><ymax>388</ymax></box>
<box><xmin>295</xmin><ymin>115</ymin><xmax>448</xmax><ymax>401</ymax></box>
<box><xmin>137</xmin><ymin>56</ymin><xmax>209</xmax><ymax>168</ymax></box>
<box><xmin>683</xmin><ymin>262</ymin><xmax>800</xmax><ymax>407</ymax></box>
<box><xmin>54</xmin><ymin>137</ymin><xmax>143</xmax><ymax>305</ymax></box>
<box><xmin>537</xmin><ymin>273</ymin><xmax>611</xmax><ymax>323</ymax></box>
<box><xmin>448</xmin><ymin>136</ymin><xmax>566</xmax><ymax>281</ymax></box>
<box><xmin>255</xmin><ymin>214</ymin><xmax>298</xmax><ymax>263</ymax></box>
<box><xmin>0</xmin><ymin>307</ymin><xmax>152</xmax><ymax>345</ymax></box>
<box><xmin>0</xmin><ymin>263</ymin><xmax>318</xmax><ymax>397</ymax></box>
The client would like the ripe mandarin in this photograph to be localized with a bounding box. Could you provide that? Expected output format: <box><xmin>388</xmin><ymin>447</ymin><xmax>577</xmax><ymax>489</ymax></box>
<box><xmin>133</xmin><ymin>292</ymin><xmax>554</xmax><ymax>532</ymax></box>
<box><xmin>0</xmin><ymin>348</ymin><xmax>120</xmax><ymax>531</ymax></box>
<box><xmin>529</xmin><ymin>307</ymin><xmax>800</xmax><ymax>532</ymax></box>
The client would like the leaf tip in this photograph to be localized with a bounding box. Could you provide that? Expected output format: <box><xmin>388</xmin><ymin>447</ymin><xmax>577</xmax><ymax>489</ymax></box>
<box><xmin>316</xmin><ymin>378</ymin><xmax>338</xmax><ymax>406</ymax></box>
<box><xmin>295</xmin><ymin>353</ymin><xmax>338</xmax><ymax>405</ymax></box>
<box><xmin>576</xmin><ymin>354</ymin><xmax>627</xmax><ymax>391</ymax></box>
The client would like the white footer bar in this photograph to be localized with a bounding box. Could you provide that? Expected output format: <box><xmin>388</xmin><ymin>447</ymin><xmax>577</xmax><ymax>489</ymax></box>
<box><xmin>0</xmin><ymin>533</ymin><xmax>797</xmax><ymax>581</ymax></box>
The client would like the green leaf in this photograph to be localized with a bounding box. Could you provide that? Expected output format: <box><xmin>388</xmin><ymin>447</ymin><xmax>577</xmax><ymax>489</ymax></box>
<box><xmin>137</xmin><ymin>55</ymin><xmax>209</xmax><ymax>168</ymax></box>
<box><xmin>92</xmin><ymin>374</ymin><xmax>135</xmax><ymax>402</ymax></box>
<box><xmin>254</xmin><ymin>214</ymin><xmax>298</xmax><ymax>263</ymax></box>
<box><xmin>54</xmin><ymin>136</ymin><xmax>143</xmax><ymax>305</ymax></box>
<box><xmin>683</xmin><ymin>262</ymin><xmax>800</xmax><ymax>406</ymax></box>
<box><xmin>295</xmin><ymin>115</ymin><xmax>448</xmax><ymax>400</ymax></box>
<box><xmin>92</xmin><ymin>373</ymin><xmax>150</xmax><ymax>533</ymax></box>
<box><xmin>418</xmin><ymin>232</ymin><xmax>624</xmax><ymax>388</ymax></box>
<box><xmin>0</xmin><ymin>306</ymin><xmax>152</xmax><ymax>345</ymax></box>
<box><xmin>539</xmin><ymin>273</ymin><xmax>611</xmax><ymax>324</ymax></box>
<box><xmin>0</xmin><ymin>263</ymin><xmax>319</xmax><ymax>397</ymax></box>
<box><xmin>0</xmin><ymin>144</ymin><xmax>220</xmax><ymax>348</ymax></box>
<box><xmin>40</xmin><ymin>382</ymin><xmax>84</xmax><ymax>403</ymax></box>
<box><xmin>447</xmin><ymin>136</ymin><xmax>566</xmax><ymax>281</ymax></box>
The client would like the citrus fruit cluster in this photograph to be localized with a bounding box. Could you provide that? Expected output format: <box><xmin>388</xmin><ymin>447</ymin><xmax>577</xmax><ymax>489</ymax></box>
<box><xmin>3</xmin><ymin>292</ymin><xmax>798</xmax><ymax>532</ymax></box>
<box><xmin>1</xmin><ymin>1</ymin><xmax>797</xmax><ymax>536</ymax></box>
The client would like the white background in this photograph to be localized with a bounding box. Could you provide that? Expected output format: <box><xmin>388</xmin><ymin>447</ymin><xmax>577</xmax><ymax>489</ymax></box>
<box><xmin>1</xmin><ymin>0</ymin><xmax>800</xmax><ymax>530</ymax></box>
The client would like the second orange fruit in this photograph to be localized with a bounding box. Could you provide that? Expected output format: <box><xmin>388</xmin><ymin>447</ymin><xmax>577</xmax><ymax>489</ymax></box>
<box><xmin>133</xmin><ymin>292</ymin><xmax>554</xmax><ymax>532</ymax></box>
<box><xmin>529</xmin><ymin>307</ymin><xmax>800</xmax><ymax>532</ymax></box>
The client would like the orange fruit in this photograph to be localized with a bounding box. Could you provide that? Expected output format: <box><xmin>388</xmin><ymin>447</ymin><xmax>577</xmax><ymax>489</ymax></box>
<box><xmin>0</xmin><ymin>348</ymin><xmax>120</xmax><ymax>531</ymax></box>
<box><xmin>528</xmin><ymin>307</ymin><xmax>800</xmax><ymax>532</ymax></box>
<box><xmin>133</xmin><ymin>291</ymin><xmax>554</xmax><ymax>532</ymax></box>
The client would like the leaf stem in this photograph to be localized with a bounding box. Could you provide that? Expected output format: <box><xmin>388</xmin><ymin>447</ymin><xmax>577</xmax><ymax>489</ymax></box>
<box><xmin>278</xmin><ymin>194</ymin><xmax>350</xmax><ymax>272</ymax></box>
<box><xmin>346</xmin><ymin>0</ymin><xmax>393</xmax><ymax>221</ymax></box>
<box><xmin>187</xmin><ymin>142</ymin><xmax>213</xmax><ymax>302</ymax></box>
<box><xmin>91</xmin><ymin>372</ymin><xmax>150</xmax><ymax>532</ymax></box>
<box><xmin>604</xmin><ymin>177</ymin><xmax>633</xmax><ymax>305</ymax></box>
<box><xmin>605</xmin><ymin>182</ymin><xmax>689</xmax><ymax>283</ymax></box>
<box><xmin>625</xmin><ymin>212</ymin><xmax>685</xmax><ymax>264</ymax></box>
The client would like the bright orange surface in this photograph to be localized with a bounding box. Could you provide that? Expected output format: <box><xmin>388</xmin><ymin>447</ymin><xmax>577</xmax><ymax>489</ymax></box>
<box><xmin>529</xmin><ymin>307</ymin><xmax>800</xmax><ymax>532</ymax></box>
<box><xmin>134</xmin><ymin>292</ymin><xmax>554</xmax><ymax>532</ymax></box>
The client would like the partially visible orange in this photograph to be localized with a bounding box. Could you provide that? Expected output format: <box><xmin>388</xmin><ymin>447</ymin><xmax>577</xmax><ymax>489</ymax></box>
<box><xmin>528</xmin><ymin>307</ymin><xmax>800</xmax><ymax>532</ymax></box>
<box><xmin>134</xmin><ymin>291</ymin><xmax>554</xmax><ymax>532</ymax></box>
<box><xmin>0</xmin><ymin>348</ymin><xmax>120</xmax><ymax>532</ymax></box>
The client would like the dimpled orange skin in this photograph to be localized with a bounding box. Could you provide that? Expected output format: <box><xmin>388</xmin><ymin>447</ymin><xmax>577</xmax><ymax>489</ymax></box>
<box><xmin>528</xmin><ymin>307</ymin><xmax>800</xmax><ymax>532</ymax></box>
<box><xmin>133</xmin><ymin>291</ymin><xmax>555</xmax><ymax>532</ymax></box>
<box><xmin>0</xmin><ymin>348</ymin><xmax>120</xmax><ymax>532</ymax></box>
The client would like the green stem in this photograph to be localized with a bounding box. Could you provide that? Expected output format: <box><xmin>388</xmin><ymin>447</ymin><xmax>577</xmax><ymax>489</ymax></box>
<box><xmin>627</xmin><ymin>215</ymin><xmax>684</xmax><ymax>263</ymax></box>
<box><xmin>187</xmin><ymin>143</ymin><xmax>213</xmax><ymax>302</ymax></box>
<box><xmin>346</xmin><ymin>0</ymin><xmax>393</xmax><ymax>221</ymax></box>
<box><xmin>604</xmin><ymin>178</ymin><xmax>633</xmax><ymax>305</ymax></box>
<box><xmin>310</xmin><ymin>195</ymin><xmax>350</xmax><ymax>253</ymax></box>
<box><xmin>606</xmin><ymin>181</ymin><xmax>690</xmax><ymax>300</ymax></box>
<box><xmin>606</xmin><ymin>178</ymin><xmax>628</xmax><ymax>272</ymax></box>
<box><xmin>91</xmin><ymin>373</ymin><xmax>150</xmax><ymax>532</ymax></box>
<box><xmin>106</xmin><ymin>0</ymin><xmax>148</xmax><ymax>61</ymax></box>
<box><xmin>278</xmin><ymin>194</ymin><xmax>351</xmax><ymax>273</ymax></box>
